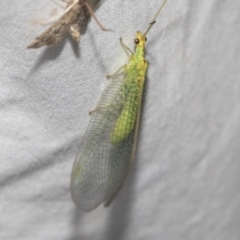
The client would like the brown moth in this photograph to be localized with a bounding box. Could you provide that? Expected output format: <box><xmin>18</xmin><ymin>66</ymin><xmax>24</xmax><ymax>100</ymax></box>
<box><xmin>27</xmin><ymin>0</ymin><xmax>102</xmax><ymax>48</ymax></box>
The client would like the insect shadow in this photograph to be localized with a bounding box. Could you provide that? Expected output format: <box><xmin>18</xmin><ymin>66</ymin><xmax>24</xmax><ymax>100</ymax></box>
<box><xmin>29</xmin><ymin>37</ymin><xmax>67</xmax><ymax>75</ymax></box>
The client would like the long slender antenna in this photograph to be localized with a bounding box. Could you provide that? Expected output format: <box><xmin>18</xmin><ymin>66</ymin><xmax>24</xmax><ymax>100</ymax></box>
<box><xmin>143</xmin><ymin>0</ymin><xmax>168</xmax><ymax>36</ymax></box>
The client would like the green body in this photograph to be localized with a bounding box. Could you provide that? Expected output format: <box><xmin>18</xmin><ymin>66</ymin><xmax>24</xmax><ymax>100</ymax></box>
<box><xmin>110</xmin><ymin>32</ymin><xmax>148</xmax><ymax>145</ymax></box>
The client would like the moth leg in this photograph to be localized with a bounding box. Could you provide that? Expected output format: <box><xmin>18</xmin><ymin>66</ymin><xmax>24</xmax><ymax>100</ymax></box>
<box><xmin>106</xmin><ymin>65</ymin><xmax>125</xmax><ymax>79</ymax></box>
<box><xmin>84</xmin><ymin>2</ymin><xmax>109</xmax><ymax>31</ymax></box>
<box><xmin>120</xmin><ymin>37</ymin><xmax>134</xmax><ymax>56</ymax></box>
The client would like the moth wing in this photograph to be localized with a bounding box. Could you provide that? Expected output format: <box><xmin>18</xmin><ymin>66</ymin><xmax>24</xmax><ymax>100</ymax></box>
<box><xmin>27</xmin><ymin>6</ymin><xmax>78</xmax><ymax>48</ymax></box>
<box><xmin>71</xmin><ymin>76</ymin><xmax>139</xmax><ymax>211</ymax></box>
<box><xmin>68</xmin><ymin>3</ymin><xmax>90</xmax><ymax>41</ymax></box>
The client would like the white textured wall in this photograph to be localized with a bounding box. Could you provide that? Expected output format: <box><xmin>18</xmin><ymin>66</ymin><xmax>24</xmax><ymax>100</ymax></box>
<box><xmin>0</xmin><ymin>0</ymin><xmax>239</xmax><ymax>239</ymax></box>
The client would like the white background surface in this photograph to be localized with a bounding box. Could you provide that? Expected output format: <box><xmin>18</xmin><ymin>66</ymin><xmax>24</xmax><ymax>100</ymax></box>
<box><xmin>0</xmin><ymin>0</ymin><xmax>240</xmax><ymax>239</ymax></box>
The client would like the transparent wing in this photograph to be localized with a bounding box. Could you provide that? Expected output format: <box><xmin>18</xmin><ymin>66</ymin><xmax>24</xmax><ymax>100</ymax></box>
<box><xmin>71</xmin><ymin>75</ymin><xmax>142</xmax><ymax>211</ymax></box>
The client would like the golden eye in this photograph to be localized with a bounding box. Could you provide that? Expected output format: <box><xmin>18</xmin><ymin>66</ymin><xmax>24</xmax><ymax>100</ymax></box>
<box><xmin>134</xmin><ymin>38</ymin><xmax>139</xmax><ymax>44</ymax></box>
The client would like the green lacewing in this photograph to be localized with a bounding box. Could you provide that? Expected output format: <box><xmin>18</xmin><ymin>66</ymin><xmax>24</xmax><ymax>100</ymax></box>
<box><xmin>71</xmin><ymin>0</ymin><xmax>168</xmax><ymax>211</ymax></box>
